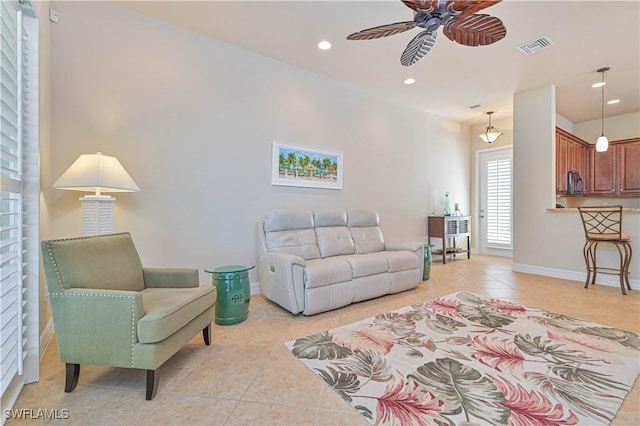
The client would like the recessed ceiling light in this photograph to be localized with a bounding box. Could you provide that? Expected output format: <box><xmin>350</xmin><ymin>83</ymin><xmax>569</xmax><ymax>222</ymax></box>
<box><xmin>607</xmin><ymin>99</ymin><xmax>620</xmax><ymax>104</ymax></box>
<box><xmin>404</xmin><ymin>78</ymin><xmax>416</xmax><ymax>85</ymax></box>
<box><xmin>592</xmin><ymin>82</ymin><xmax>606</xmax><ymax>88</ymax></box>
<box><xmin>317</xmin><ymin>41</ymin><xmax>331</xmax><ymax>50</ymax></box>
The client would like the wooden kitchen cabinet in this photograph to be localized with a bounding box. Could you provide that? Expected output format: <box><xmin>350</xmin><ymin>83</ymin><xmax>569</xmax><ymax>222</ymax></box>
<box><xmin>591</xmin><ymin>146</ymin><xmax>617</xmax><ymax>195</ymax></box>
<box><xmin>556</xmin><ymin>131</ymin><xmax>568</xmax><ymax>193</ymax></box>
<box><xmin>557</xmin><ymin>128</ymin><xmax>639</xmax><ymax>197</ymax></box>
<box><xmin>618</xmin><ymin>139</ymin><xmax>640</xmax><ymax>195</ymax></box>
<box><xmin>591</xmin><ymin>138</ymin><xmax>640</xmax><ymax>196</ymax></box>
<box><xmin>556</xmin><ymin>128</ymin><xmax>590</xmax><ymax>194</ymax></box>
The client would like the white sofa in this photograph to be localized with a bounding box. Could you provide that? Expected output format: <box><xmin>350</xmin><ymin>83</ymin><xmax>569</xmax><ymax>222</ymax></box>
<box><xmin>257</xmin><ymin>209</ymin><xmax>424</xmax><ymax>315</ymax></box>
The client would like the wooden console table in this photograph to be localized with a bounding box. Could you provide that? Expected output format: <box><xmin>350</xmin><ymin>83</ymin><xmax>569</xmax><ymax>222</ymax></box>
<box><xmin>428</xmin><ymin>215</ymin><xmax>471</xmax><ymax>264</ymax></box>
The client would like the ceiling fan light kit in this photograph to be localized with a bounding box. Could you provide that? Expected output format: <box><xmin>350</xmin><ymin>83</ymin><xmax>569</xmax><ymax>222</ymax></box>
<box><xmin>595</xmin><ymin>67</ymin><xmax>609</xmax><ymax>152</ymax></box>
<box><xmin>347</xmin><ymin>0</ymin><xmax>506</xmax><ymax>66</ymax></box>
<box><xmin>478</xmin><ymin>111</ymin><xmax>503</xmax><ymax>143</ymax></box>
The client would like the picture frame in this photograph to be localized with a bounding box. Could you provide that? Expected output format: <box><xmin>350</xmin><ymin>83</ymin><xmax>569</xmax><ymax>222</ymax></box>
<box><xmin>271</xmin><ymin>141</ymin><xmax>343</xmax><ymax>190</ymax></box>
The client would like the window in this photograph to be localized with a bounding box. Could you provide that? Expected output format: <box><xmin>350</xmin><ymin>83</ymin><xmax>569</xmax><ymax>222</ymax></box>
<box><xmin>0</xmin><ymin>0</ymin><xmax>39</xmax><ymax>413</ymax></box>
<box><xmin>486</xmin><ymin>155</ymin><xmax>512</xmax><ymax>247</ymax></box>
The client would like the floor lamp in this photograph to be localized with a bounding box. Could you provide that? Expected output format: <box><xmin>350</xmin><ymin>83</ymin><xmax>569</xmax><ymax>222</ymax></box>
<box><xmin>53</xmin><ymin>152</ymin><xmax>140</xmax><ymax>236</ymax></box>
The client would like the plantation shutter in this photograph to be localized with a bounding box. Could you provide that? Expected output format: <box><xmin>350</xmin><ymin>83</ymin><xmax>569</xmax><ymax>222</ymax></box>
<box><xmin>486</xmin><ymin>154</ymin><xmax>512</xmax><ymax>248</ymax></box>
<box><xmin>0</xmin><ymin>0</ymin><xmax>39</xmax><ymax>412</ymax></box>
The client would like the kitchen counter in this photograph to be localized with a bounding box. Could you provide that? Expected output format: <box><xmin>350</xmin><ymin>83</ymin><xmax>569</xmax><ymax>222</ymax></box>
<box><xmin>547</xmin><ymin>207</ymin><xmax>640</xmax><ymax>214</ymax></box>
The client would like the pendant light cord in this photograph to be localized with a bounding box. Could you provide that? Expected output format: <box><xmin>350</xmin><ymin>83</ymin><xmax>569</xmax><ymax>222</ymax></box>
<box><xmin>601</xmin><ymin>70</ymin><xmax>605</xmax><ymax>137</ymax></box>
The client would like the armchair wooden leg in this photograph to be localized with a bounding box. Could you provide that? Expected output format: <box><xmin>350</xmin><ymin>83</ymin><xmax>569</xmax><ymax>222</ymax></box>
<box><xmin>146</xmin><ymin>369</ymin><xmax>159</xmax><ymax>400</ymax></box>
<box><xmin>65</xmin><ymin>363</ymin><xmax>80</xmax><ymax>393</ymax></box>
<box><xmin>203</xmin><ymin>324</ymin><xmax>211</xmax><ymax>346</ymax></box>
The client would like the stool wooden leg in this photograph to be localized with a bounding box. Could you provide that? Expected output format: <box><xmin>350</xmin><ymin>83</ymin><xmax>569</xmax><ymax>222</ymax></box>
<box><xmin>583</xmin><ymin>241</ymin><xmax>592</xmax><ymax>289</ymax></box>
<box><xmin>615</xmin><ymin>244</ymin><xmax>627</xmax><ymax>295</ymax></box>
<box><xmin>623</xmin><ymin>243</ymin><xmax>632</xmax><ymax>291</ymax></box>
<box><xmin>591</xmin><ymin>242</ymin><xmax>599</xmax><ymax>285</ymax></box>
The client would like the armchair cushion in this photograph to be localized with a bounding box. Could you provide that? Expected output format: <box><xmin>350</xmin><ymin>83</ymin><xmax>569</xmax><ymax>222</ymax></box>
<box><xmin>138</xmin><ymin>287</ymin><xmax>215</xmax><ymax>344</ymax></box>
<box><xmin>43</xmin><ymin>233</ymin><xmax>144</xmax><ymax>292</ymax></box>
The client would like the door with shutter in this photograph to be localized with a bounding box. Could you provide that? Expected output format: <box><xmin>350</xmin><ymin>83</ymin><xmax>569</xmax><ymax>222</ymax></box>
<box><xmin>478</xmin><ymin>147</ymin><xmax>513</xmax><ymax>257</ymax></box>
<box><xmin>0</xmin><ymin>0</ymin><xmax>39</xmax><ymax>414</ymax></box>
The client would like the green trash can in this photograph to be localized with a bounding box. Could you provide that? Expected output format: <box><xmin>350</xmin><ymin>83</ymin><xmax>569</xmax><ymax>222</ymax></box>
<box><xmin>423</xmin><ymin>244</ymin><xmax>433</xmax><ymax>281</ymax></box>
<box><xmin>205</xmin><ymin>265</ymin><xmax>254</xmax><ymax>325</ymax></box>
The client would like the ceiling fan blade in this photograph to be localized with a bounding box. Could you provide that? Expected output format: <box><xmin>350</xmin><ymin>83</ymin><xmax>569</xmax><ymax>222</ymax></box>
<box><xmin>401</xmin><ymin>0</ymin><xmax>438</xmax><ymax>12</ymax></box>
<box><xmin>347</xmin><ymin>21</ymin><xmax>417</xmax><ymax>40</ymax></box>
<box><xmin>400</xmin><ymin>30</ymin><xmax>437</xmax><ymax>66</ymax></box>
<box><xmin>443</xmin><ymin>14</ymin><xmax>506</xmax><ymax>46</ymax></box>
<box><xmin>447</xmin><ymin>0</ymin><xmax>502</xmax><ymax>15</ymax></box>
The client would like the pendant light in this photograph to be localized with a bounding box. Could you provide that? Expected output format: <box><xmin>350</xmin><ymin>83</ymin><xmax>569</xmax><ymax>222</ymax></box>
<box><xmin>478</xmin><ymin>111</ymin><xmax>503</xmax><ymax>143</ymax></box>
<box><xmin>595</xmin><ymin>67</ymin><xmax>609</xmax><ymax>152</ymax></box>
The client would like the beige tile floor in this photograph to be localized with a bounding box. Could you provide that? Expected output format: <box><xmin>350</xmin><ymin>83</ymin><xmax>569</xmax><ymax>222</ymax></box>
<box><xmin>10</xmin><ymin>255</ymin><xmax>640</xmax><ymax>425</ymax></box>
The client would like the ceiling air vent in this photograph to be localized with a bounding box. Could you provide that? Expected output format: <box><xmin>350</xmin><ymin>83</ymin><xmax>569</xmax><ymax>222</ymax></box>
<box><xmin>516</xmin><ymin>36</ymin><xmax>555</xmax><ymax>55</ymax></box>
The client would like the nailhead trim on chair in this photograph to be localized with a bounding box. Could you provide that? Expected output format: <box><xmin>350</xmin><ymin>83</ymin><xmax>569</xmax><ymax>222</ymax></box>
<box><xmin>48</xmin><ymin>292</ymin><xmax>139</xmax><ymax>366</ymax></box>
<box><xmin>45</xmin><ymin>233</ymin><xmax>139</xmax><ymax>367</ymax></box>
<box><xmin>44</xmin><ymin>233</ymin><xmax>131</xmax><ymax>291</ymax></box>
<box><xmin>130</xmin><ymin>297</ymin><xmax>136</xmax><ymax>367</ymax></box>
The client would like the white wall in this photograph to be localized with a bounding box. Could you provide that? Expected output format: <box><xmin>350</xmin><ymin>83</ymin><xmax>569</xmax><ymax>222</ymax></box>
<box><xmin>33</xmin><ymin>0</ymin><xmax>53</xmax><ymax>336</ymax></box>
<box><xmin>45</xmin><ymin>1</ymin><xmax>470</xmax><ymax>285</ymax></box>
<box><xmin>513</xmin><ymin>85</ymin><xmax>639</xmax><ymax>286</ymax></box>
<box><xmin>573</xmin><ymin>112</ymin><xmax>640</xmax><ymax>143</ymax></box>
<box><xmin>469</xmin><ymin>115</ymin><xmax>513</xmax><ymax>251</ymax></box>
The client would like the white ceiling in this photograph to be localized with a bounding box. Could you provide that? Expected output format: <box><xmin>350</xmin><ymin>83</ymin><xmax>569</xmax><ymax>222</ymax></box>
<box><xmin>118</xmin><ymin>0</ymin><xmax>640</xmax><ymax>125</ymax></box>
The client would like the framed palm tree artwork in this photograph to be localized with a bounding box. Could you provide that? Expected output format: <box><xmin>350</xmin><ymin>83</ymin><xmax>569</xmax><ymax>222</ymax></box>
<box><xmin>271</xmin><ymin>141</ymin><xmax>343</xmax><ymax>190</ymax></box>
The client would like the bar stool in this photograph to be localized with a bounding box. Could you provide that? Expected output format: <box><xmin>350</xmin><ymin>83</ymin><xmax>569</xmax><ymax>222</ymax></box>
<box><xmin>577</xmin><ymin>205</ymin><xmax>632</xmax><ymax>295</ymax></box>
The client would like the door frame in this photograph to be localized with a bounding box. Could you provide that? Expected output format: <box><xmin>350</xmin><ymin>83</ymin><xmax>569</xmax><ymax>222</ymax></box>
<box><xmin>475</xmin><ymin>145</ymin><xmax>514</xmax><ymax>257</ymax></box>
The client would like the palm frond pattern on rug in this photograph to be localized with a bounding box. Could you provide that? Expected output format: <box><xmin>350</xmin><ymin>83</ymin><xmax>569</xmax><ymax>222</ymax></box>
<box><xmin>285</xmin><ymin>291</ymin><xmax>640</xmax><ymax>425</ymax></box>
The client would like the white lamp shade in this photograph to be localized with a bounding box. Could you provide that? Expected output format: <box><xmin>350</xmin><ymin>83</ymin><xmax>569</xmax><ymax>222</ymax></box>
<box><xmin>595</xmin><ymin>135</ymin><xmax>609</xmax><ymax>152</ymax></box>
<box><xmin>53</xmin><ymin>152</ymin><xmax>140</xmax><ymax>195</ymax></box>
<box><xmin>479</xmin><ymin>128</ymin><xmax>504</xmax><ymax>143</ymax></box>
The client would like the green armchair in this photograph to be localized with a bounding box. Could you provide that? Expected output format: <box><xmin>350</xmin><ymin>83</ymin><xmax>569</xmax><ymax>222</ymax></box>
<box><xmin>41</xmin><ymin>232</ymin><xmax>215</xmax><ymax>400</ymax></box>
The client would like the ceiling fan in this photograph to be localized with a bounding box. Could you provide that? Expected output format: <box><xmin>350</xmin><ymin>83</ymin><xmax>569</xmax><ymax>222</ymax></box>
<box><xmin>347</xmin><ymin>0</ymin><xmax>507</xmax><ymax>66</ymax></box>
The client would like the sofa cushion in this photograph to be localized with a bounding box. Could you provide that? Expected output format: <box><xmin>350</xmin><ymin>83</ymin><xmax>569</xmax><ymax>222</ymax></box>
<box><xmin>264</xmin><ymin>209</ymin><xmax>315</xmax><ymax>232</ymax></box>
<box><xmin>347</xmin><ymin>210</ymin><xmax>380</xmax><ymax>227</ymax></box>
<box><xmin>350</xmin><ymin>226</ymin><xmax>385</xmax><ymax>254</ymax></box>
<box><xmin>315</xmin><ymin>227</ymin><xmax>355</xmax><ymax>258</ymax></box>
<box><xmin>381</xmin><ymin>250</ymin><xmax>419</xmax><ymax>272</ymax></box>
<box><xmin>313</xmin><ymin>210</ymin><xmax>347</xmax><ymax>227</ymax></box>
<box><xmin>340</xmin><ymin>254</ymin><xmax>389</xmax><ymax>278</ymax></box>
<box><xmin>265</xmin><ymin>229</ymin><xmax>321</xmax><ymax>260</ymax></box>
<box><xmin>264</xmin><ymin>209</ymin><xmax>321</xmax><ymax>260</ymax></box>
<box><xmin>138</xmin><ymin>286</ymin><xmax>215</xmax><ymax>344</ymax></box>
<box><xmin>304</xmin><ymin>258</ymin><xmax>353</xmax><ymax>289</ymax></box>
<box><xmin>347</xmin><ymin>210</ymin><xmax>385</xmax><ymax>254</ymax></box>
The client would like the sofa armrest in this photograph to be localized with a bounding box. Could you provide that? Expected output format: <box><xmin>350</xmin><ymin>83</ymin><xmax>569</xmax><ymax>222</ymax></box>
<box><xmin>143</xmin><ymin>268</ymin><xmax>199</xmax><ymax>288</ymax></box>
<box><xmin>385</xmin><ymin>241</ymin><xmax>425</xmax><ymax>278</ymax></box>
<box><xmin>258</xmin><ymin>253</ymin><xmax>306</xmax><ymax>314</ymax></box>
<box><xmin>48</xmin><ymin>288</ymin><xmax>144</xmax><ymax>367</ymax></box>
<box><xmin>385</xmin><ymin>241</ymin><xmax>423</xmax><ymax>252</ymax></box>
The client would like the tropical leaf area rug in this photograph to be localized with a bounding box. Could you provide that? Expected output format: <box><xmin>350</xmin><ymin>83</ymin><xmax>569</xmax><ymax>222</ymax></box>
<box><xmin>285</xmin><ymin>291</ymin><xmax>640</xmax><ymax>426</ymax></box>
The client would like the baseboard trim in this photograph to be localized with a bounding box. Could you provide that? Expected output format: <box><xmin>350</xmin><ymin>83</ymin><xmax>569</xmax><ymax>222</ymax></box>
<box><xmin>251</xmin><ymin>281</ymin><xmax>262</xmax><ymax>295</ymax></box>
<box><xmin>40</xmin><ymin>318</ymin><xmax>54</xmax><ymax>360</ymax></box>
<box><xmin>512</xmin><ymin>263</ymin><xmax>639</xmax><ymax>290</ymax></box>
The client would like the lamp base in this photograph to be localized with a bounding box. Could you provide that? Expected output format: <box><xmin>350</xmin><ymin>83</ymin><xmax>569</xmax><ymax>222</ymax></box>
<box><xmin>80</xmin><ymin>195</ymin><xmax>115</xmax><ymax>236</ymax></box>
